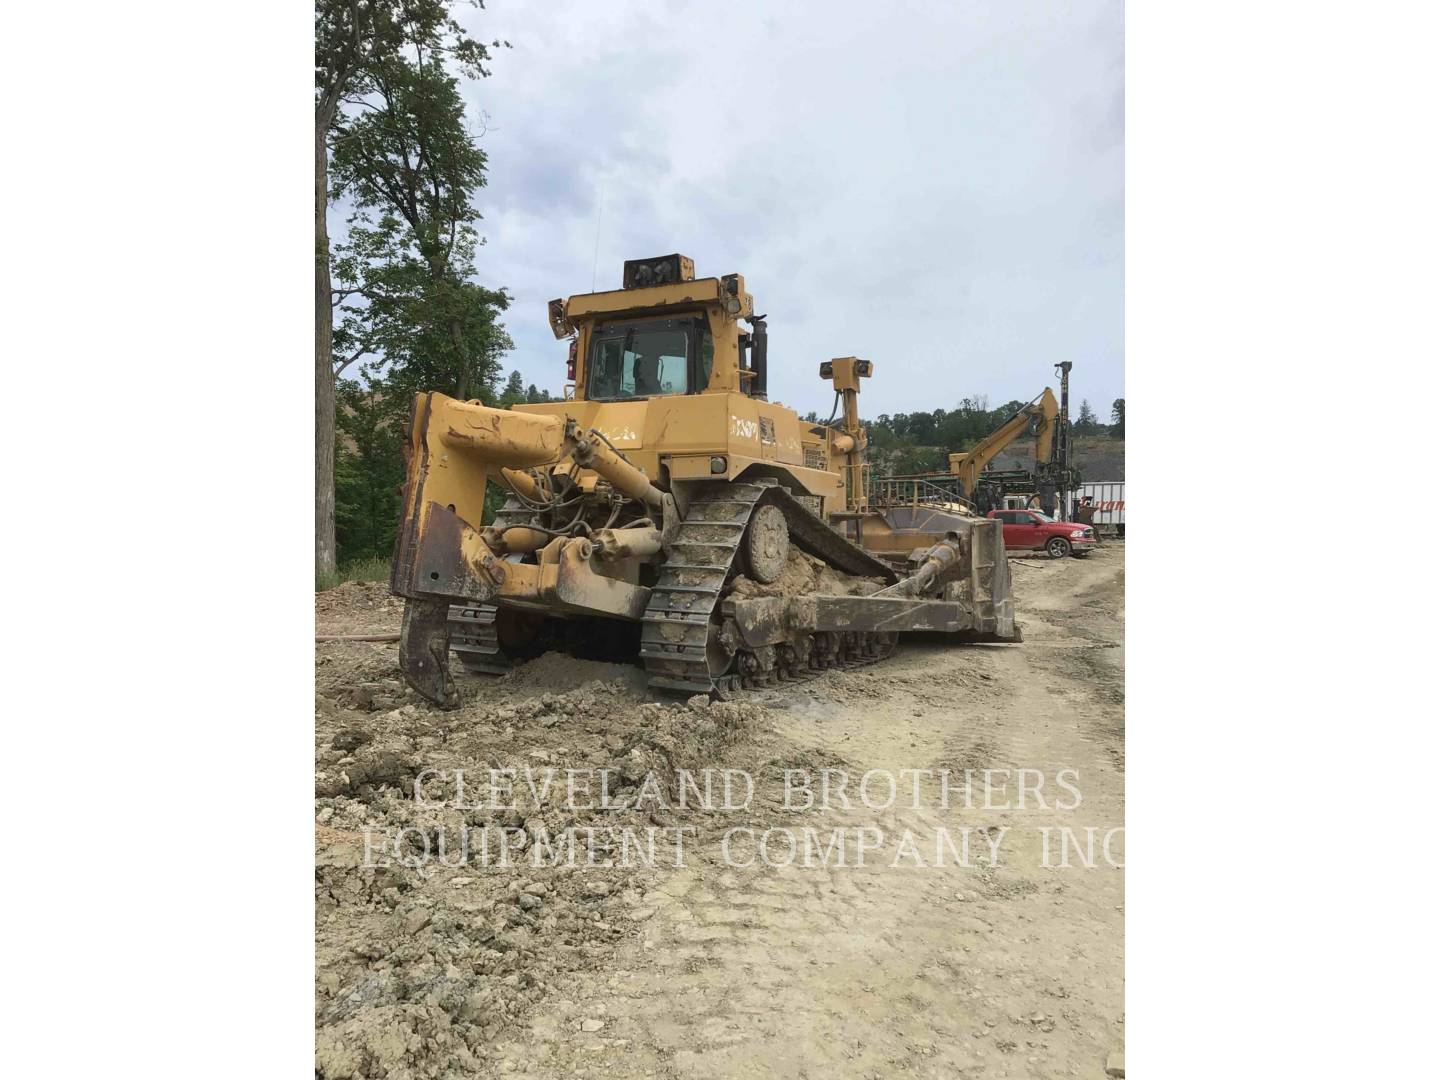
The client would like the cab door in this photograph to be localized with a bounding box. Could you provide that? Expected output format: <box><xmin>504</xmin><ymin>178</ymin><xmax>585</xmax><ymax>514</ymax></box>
<box><xmin>1002</xmin><ymin>510</ymin><xmax>1043</xmax><ymax>549</ymax></box>
<box><xmin>994</xmin><ymin>510</ymin><xmax>1031</xmax><ymax>549</ymax></box>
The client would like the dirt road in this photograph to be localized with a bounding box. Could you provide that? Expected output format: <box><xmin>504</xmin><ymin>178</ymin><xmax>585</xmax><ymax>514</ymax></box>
<box><xmin>315</xmin><ymin>544</ymin><xmax>1125</xmax><ymax>1079</ymax></box>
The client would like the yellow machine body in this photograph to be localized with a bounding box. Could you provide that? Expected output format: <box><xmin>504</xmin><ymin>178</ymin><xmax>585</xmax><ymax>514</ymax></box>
<box><xmin>390</xmin><ymin>254</ymin><xmax>1017</xmax><ymax>704</ymax></box>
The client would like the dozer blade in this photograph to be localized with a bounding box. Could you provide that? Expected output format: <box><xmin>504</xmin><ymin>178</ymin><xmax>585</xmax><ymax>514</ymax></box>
<box><xmin>399</xmin><ymin>597</ymin><xmax>458</xmax><ymax>708</ymax></box>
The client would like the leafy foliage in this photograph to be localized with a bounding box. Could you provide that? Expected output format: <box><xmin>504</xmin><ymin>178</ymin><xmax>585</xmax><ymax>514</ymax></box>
<box><xmin>330</xmin><ymin>44</ymin><xmax>513</xmax><ymax>404</ymax></box>
<box><xmin>316</xmin><ymin>1</ymin><xmax>497</xmax><ymax>119</ymax></box>
<box><xmin>862</xmin><ymin>394</ymin><xmax>1122</xmax><ymax>474</ymax></box>
<box><xmin>866</xmin><ymin>396</ymin><xmax>1030</xmax><ymax>473</ymax></box>
<box><xmin>499</xmin><ymin>370</ymin><xmax>526</xmax><ymax>405</ymax></box>
<box><xmin>334</xmin><ymin>371</ymin><xmax>556</xmax><ymax>565</ymax></box>
<box><xmin>334</xmin><ymin>378</ymin><xmax>406</xmax><ymax>563</ymax></box>
<box><xmin>493</xmin><ymin>373</ymin><xmax>557</xmax><ymax>406</ymax></box>
<box><xmin>1110</xmin><ymin>397</ymin><xmax>1125</xmax><ymax>439</ymax></box>
<box><xmin>316</xmin><ymin>1</ymin><xmax>508</xmax><ymax>579</ymax></box>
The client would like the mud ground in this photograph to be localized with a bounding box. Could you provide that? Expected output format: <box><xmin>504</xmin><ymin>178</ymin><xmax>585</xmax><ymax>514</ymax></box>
<box><xmin>316</xmin><ymin>543</ymin><xmax>1125</xmax><ymax>1079</ymax></box>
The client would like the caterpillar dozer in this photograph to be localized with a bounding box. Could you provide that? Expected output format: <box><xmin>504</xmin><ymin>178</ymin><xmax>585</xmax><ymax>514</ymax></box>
<box><xmin>390</xmin><ymin>254</ymin><xmax>1018</xmax><ymax>706</ymax></box>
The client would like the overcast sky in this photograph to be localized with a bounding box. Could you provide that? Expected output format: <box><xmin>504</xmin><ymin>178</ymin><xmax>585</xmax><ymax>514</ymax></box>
<box><xmin>447</xmin><ymin>0</ymin><xmax>1123</xmax><ymax>419</ymax></box>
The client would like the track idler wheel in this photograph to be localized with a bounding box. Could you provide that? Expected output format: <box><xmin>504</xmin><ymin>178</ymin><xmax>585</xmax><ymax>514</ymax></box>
<box><xmin>741</xmin><ymin>504</ymin><xmax>789</xmax><ymax>584</ymax></box>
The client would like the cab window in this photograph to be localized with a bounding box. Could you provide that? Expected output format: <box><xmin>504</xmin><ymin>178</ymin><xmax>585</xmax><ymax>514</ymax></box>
<box><xmin>587</xmin><ymin>318</ymin><xmax>712</xmax><ymax>400</ymax></box>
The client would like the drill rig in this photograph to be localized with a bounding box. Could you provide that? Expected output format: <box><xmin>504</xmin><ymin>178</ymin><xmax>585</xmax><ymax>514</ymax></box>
<box><xmin>946</xmin><ymin>363</ymin><xmax>1081</xmax><ymax>516</ymax></box>
<box><xmin>390</xmin><ymin>254</ymin><xmax>1017</xmax><ymax>705</ymax></box>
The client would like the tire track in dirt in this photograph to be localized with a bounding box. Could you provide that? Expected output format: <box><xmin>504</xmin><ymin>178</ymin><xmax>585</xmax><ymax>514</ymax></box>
<box><xmin>482</xmin><ymin>547</ymin><xmax>1126</xmax><ymax>1078</ymax></box>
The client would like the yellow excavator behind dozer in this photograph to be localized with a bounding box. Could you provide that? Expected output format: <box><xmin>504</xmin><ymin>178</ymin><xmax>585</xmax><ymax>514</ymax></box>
<box><xmin>390</xmin><ymin>254</ymin><xmax>1018</xmax><ymax>705</ymax></box>
<box><xmin>948</xmin><ymin>389</ymin><xmax>1059</xmax><ymax>503</ymax></box>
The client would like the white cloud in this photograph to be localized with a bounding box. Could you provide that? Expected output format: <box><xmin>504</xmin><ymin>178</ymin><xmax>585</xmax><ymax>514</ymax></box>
<box><xmin>458</xmin><ymin>0</ymin><xmax>1123</xmax><ymax>416</ymax></box>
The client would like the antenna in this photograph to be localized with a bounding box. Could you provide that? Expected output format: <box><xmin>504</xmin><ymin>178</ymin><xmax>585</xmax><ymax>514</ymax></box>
<box><xmin>590</xmin><ymin>185</ymin><xmax>604</xmax><ymax>292</ymax></box>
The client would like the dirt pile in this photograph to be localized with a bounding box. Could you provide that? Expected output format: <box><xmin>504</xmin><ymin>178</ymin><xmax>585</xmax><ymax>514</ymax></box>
<box><xmin>729</xmin><ymin>547</ymin><xmax>886</xmax><ymax>599</ymax></box>
<box><xmin>315</xmin><ymin>664</ymin><xmax>770</xmax><ymax>1079</ymax></box>
<box><xmin>496</xmin><ymin>652</ymin><xmax>649</xmax><ymax>696</ymax></box>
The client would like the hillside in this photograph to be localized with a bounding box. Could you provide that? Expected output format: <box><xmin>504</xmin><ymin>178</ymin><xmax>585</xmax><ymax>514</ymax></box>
<box><xmin>869</xmin><ymin>434</ymin><xmax>1125</xmax><ymax>482</ymax></box>
<box><xmin>993</xmin><ymin>434</ymin><xmax>1125</xmax><ymax>482</ymax></box>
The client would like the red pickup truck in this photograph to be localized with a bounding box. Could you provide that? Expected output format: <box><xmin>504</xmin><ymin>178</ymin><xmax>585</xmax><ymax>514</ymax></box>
<box><xmin>987</xmin><ymin>509</ymin><xmax>1098</xmax><ymax>558</ymax></box>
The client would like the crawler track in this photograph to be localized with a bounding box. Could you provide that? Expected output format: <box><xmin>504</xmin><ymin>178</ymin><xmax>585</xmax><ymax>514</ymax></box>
<box><xmin>639</xmin><ymin>480</ymin><xmax>768</xmax><ymax>694</ymax></box>
<box><xmin>447</xmin><ymin>481</ymin><xmax>910</xmax><ymax>697</ymax></box>
<box><xmin>447</xmin><ymin>496</ymin><xmax>533</xmax><ymax>675</ymax></box>
<box><xmin>638</xmin><ymin>479</ymin><xmax>899</xmax><ymax>695</ymax></box>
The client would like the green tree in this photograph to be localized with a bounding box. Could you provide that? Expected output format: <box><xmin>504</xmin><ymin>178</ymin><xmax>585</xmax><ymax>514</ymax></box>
<box><xmin>331</xmin><ymin>44</ymin><xmax>511</xmax><ymax>408</ymax></box>
<box><xmin>333</xmin><ymin>377</ymin><xmax>406</xmax><ymax>563</ymax></box>
<box><xmin>1110</xmin><ymin>398</ymin><xmax>1125</xmax><ymax>439</ymax></box>
<box><xmin>316</xmin><ymin>0</ymin><xmax>500</xmax><ymax>578</ymax></box>
<box><xmin>861</xmin><ymin>392</ymin><xmax>1105</xmax><ymax>475</ymax></box>
<box><xmin>1074</xmin><ymin>399</ymin><xmax>1100</xmax><ymax>436</ymax></box>
<box><xmin>499</xmin><ymin>370</ymin><xmax>526</xmax><ymax>405</ymax></box>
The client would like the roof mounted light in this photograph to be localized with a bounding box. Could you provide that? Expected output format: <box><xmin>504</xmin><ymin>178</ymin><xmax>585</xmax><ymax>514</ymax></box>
<box><xmin>622</xmin><ymin>254</ymin><xmax>694</xmax><ymax>289</ymax></box>
<box><xmin>547</xmin><ymin>298</ymin><xmax>573</xmax><ymax>340</ymax></box>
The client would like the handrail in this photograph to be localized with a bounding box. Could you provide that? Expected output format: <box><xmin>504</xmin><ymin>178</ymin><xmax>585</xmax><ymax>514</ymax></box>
<box><xmin>868</xmin><ymin>474</ymin><xmax>977</xmax><ymax>513</ymax></box>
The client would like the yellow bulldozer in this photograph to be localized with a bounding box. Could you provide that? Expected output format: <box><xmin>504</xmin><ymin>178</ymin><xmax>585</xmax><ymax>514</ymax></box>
<box><xmin>390</xmin><ymin>254</ymin><xmax>1017</xmax><ymax>705</ymax></box>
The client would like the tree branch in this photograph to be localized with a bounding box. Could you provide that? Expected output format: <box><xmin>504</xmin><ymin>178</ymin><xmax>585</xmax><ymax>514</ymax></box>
<box><xmin>333</xmin><ymin>341</ymin><xmax>373</xmax><ymax>377</ymax></box>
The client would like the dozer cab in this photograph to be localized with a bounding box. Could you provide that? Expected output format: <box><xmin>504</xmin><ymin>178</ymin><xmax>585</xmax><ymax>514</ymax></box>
<box><xmin>390</xmin><ymin>254</ymin><xmax>1018</xmax><ymax>706</ymax></box>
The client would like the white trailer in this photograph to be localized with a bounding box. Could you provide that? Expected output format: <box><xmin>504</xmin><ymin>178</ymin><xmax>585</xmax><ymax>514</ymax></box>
<box><xmin>1074</xmin><ymin>481</ymin><xmax>1125</xmax><ymax>537</ymax></box>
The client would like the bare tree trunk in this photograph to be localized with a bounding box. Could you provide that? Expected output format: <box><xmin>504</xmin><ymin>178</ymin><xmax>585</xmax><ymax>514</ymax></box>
<box><xmin>428</xmin><ymin>249</ymin><xmax>474</xmax><ymax>402</ymax></box>
<box><xmin>316</xmin><ymin>110</ymin><xmax>338</xmax><ymax>579</ymax></box>
<box><xmin>451</xmin><ymin>318</ymin><xmax>471</xmax><ymax>401</ymax></box>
